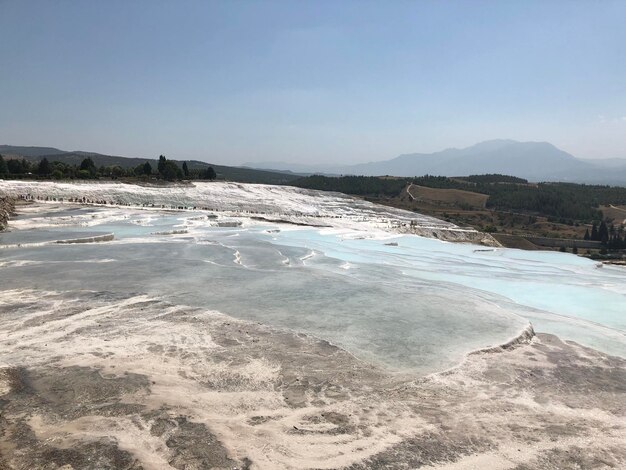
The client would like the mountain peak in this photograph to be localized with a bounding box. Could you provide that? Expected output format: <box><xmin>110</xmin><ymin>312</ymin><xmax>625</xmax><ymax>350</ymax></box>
<box><xmin>465</xmin><ymin>139</ymin><xmax>561</xmax><ymax>152</ymax></box>
<box><xmin>467</xmin><ymin>138</ymin><xmax>518</xmax><ymax>149</ymax></box>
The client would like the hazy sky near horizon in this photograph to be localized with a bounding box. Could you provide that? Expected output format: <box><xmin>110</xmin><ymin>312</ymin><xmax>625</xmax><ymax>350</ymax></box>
<box><xmin>1</xmin><ymin>1</ymin><xmax>625</xmax><ymax>165</ymax></box>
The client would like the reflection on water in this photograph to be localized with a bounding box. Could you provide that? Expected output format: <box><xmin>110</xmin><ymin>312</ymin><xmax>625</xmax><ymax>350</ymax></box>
<box><xmin>1</xmin><ymin>204</ymin><xmax>624</xmax><ymax>374</ymax></box>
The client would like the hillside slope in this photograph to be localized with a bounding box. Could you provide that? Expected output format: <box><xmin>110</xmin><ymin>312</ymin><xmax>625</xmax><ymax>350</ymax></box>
<box><xmin>1</xmin><ymin>146</ymin><xmax>301</xmax><ymax>184</ymax></box>
<box><xmin>0</xmin><ymin>145</ymin><xmax>67</xmax><ymax>157</ymax></box>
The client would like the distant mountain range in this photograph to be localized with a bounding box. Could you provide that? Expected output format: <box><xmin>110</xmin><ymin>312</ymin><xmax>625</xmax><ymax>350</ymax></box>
<box><xmin>245</xmin><ymin>140</ymin><xmax>626</xmax><ymax>185</ymax></box>
<box><xmin>0</xmin><ymin>145</ymin><xmax>301</xmax><ymax>185</ymax></box>
<box><xmin>4</xmin><ymin>141</ymin><xmax>626</xmax><ymax>186</ymax></box>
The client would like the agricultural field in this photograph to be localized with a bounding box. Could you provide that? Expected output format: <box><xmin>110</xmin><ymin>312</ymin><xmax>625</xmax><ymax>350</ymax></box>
<box><xmin>406</xmin><ymin>184</ymin><xmax>489</xmax><ymax>209</ymax></box>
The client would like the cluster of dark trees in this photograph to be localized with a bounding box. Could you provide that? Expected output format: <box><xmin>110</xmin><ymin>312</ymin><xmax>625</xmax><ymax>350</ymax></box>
<box><xmin>459</xmin><ymin>174</ymin><xmax>529</xmax><ymax>184</ymax></box>
<box><xmin>584</xmin><ymin>221</ymin><xmax>626</xmax><ymax>248</ymax></box>
<box><xmin>0</xmin><ymin>154</ymin><xmax>216</xmax><ymax>182</ymax></box>
<box><xmin>484</xmin><ymin>184</ymin><xmax>603</xmax><ymax>222</ymax></box>
<box><xmin>293</xmin><ymin>175</ymin><xmax>408</xmax><ymax>197</ymax></box>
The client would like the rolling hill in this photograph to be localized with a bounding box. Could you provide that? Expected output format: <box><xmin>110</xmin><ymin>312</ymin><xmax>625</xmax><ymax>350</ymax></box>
<box><xmin>0</xmin><ymin>146</ymin><xmax>301</xmax><ymax>185</ymax></box>
<box><xmin>0</xmin><ymin>145</ymin><xmax>67</xmax><ymax>158</ymax></box>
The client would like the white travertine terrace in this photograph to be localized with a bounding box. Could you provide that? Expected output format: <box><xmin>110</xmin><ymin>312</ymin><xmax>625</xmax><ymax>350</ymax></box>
<box><xmin>0</xmin><ymin>180</ymin><xmax>498</xmax><ymax>244</ymax></box>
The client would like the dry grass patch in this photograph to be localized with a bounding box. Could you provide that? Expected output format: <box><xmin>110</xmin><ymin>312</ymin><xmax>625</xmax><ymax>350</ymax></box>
<box><xmin>600</xmin><ymin>205</ymin><xmax>626</xmax><ymax>225</ymax></box>
<box><xmin>407</xmin><ymin>185</ymin><xmax>489</xmax><ymax>209</ymax></box>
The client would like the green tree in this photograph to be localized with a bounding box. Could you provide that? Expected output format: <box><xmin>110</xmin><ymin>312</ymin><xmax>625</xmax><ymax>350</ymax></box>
<box><xmin>158</xmin><ymin>155</ymin><xmax>167</xmax><ymax>175</ymax></box>
<box><xmin>201</xmin><ymin>166</ymin><xmax>216</xmax><ymax>180</ymax></box>
<box><xmin>110</xmin><ymin>166</ymin><xmax>125</xmax><ymax>177</ymax></box>
<box><xmin>80</xmin><ymin>157</ymin><xmax>94</xmax><ymax>170</ymax></box>
<box><xmin>134</xmin><ymin>164</ymin><xmax>146</xmax><ymax>176</ymax></box>
<box><xmin>161</xmin><ymin>161</ymin><xmax>182</xmax><ymax>181</ymax></box>
<box><xmin>7</xmin><ymin>159</ymin><xmax>26</xmax><ymax>174</ymax></box>
<box><xmin>143</xmin><ymin>161</ymin><xmax>152</xmax><ymax>175</ymax></box>
<box><xmin>598</xmin><ymin>221</ymin><xmax>609</xmax><ymax>245</ymax></box>
<box><xmin>52</xmin><ymin>161</ymin><xmax>73</xmax><ymax>179</ymax></box>
<box><xmin>591</xmin><ymin>222</ymin><xmax>599</xmax><ymax>241</ymax></box>
<box><xmin>0</xmin><ymin>155</ymin><xmax>7</xmax><ymax>176</ymax></box>
<box><xmin>80</xmin><ymin>157</ymin><xmax>97</xmax><ymax>177</ymax></box>
<box><xmin>38</xmin><ymin>158</ymin><xmax>52</xmax><ymax>176</ymax></box>
<box><xmin>182</xmin><ymin>161</ymin><xmax>189</xmax><ymax>177</ymax></box>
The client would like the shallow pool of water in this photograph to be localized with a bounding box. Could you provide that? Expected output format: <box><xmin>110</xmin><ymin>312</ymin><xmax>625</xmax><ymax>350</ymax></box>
<box><xmin>1</xmin><ymin>204</ymin><xmax>624</xmax><ymax>374</ymax></box>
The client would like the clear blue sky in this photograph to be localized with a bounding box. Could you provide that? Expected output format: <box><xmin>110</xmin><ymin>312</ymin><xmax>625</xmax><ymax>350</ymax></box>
<box><xmin>1</xmin><ymin>0</ymin><xmax>625</xmax><ymax>164</ymax></box>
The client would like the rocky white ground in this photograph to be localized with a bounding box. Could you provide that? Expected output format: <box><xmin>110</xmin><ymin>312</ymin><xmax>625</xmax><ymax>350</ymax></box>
<box><xmin>0</xmin><ymin>180</ymin><xmax>496</xmax><ymax>244</ymax></box>
<box><xmin>0</xmin><ymin>290</ymin><xmax>624</xmax><ymax>470</ymax></box>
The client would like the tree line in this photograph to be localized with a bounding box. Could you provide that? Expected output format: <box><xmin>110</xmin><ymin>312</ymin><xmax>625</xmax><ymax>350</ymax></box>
<box><xmin>458</xmin><ymin>174</ymin><xmax>529</xmax><ymax>184</ymax></box>
<box><xmin>399</xmin><ymin>176</ymin><xmax>626</xmax><ymax>223</ymax></box>
<box><xmin>0</xmin><ymin>154</ymin><xmax>216</xmax><ymax>182</ymax></box>
<box><xmin>584</xmin><ymin>220</ymin><xmax>626</xmax><ymax>248</ymax></box>
<box><xmin>293</xmin><ymin>175</ymin><xmax>408</xmax><ymax>197</ymax></box>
